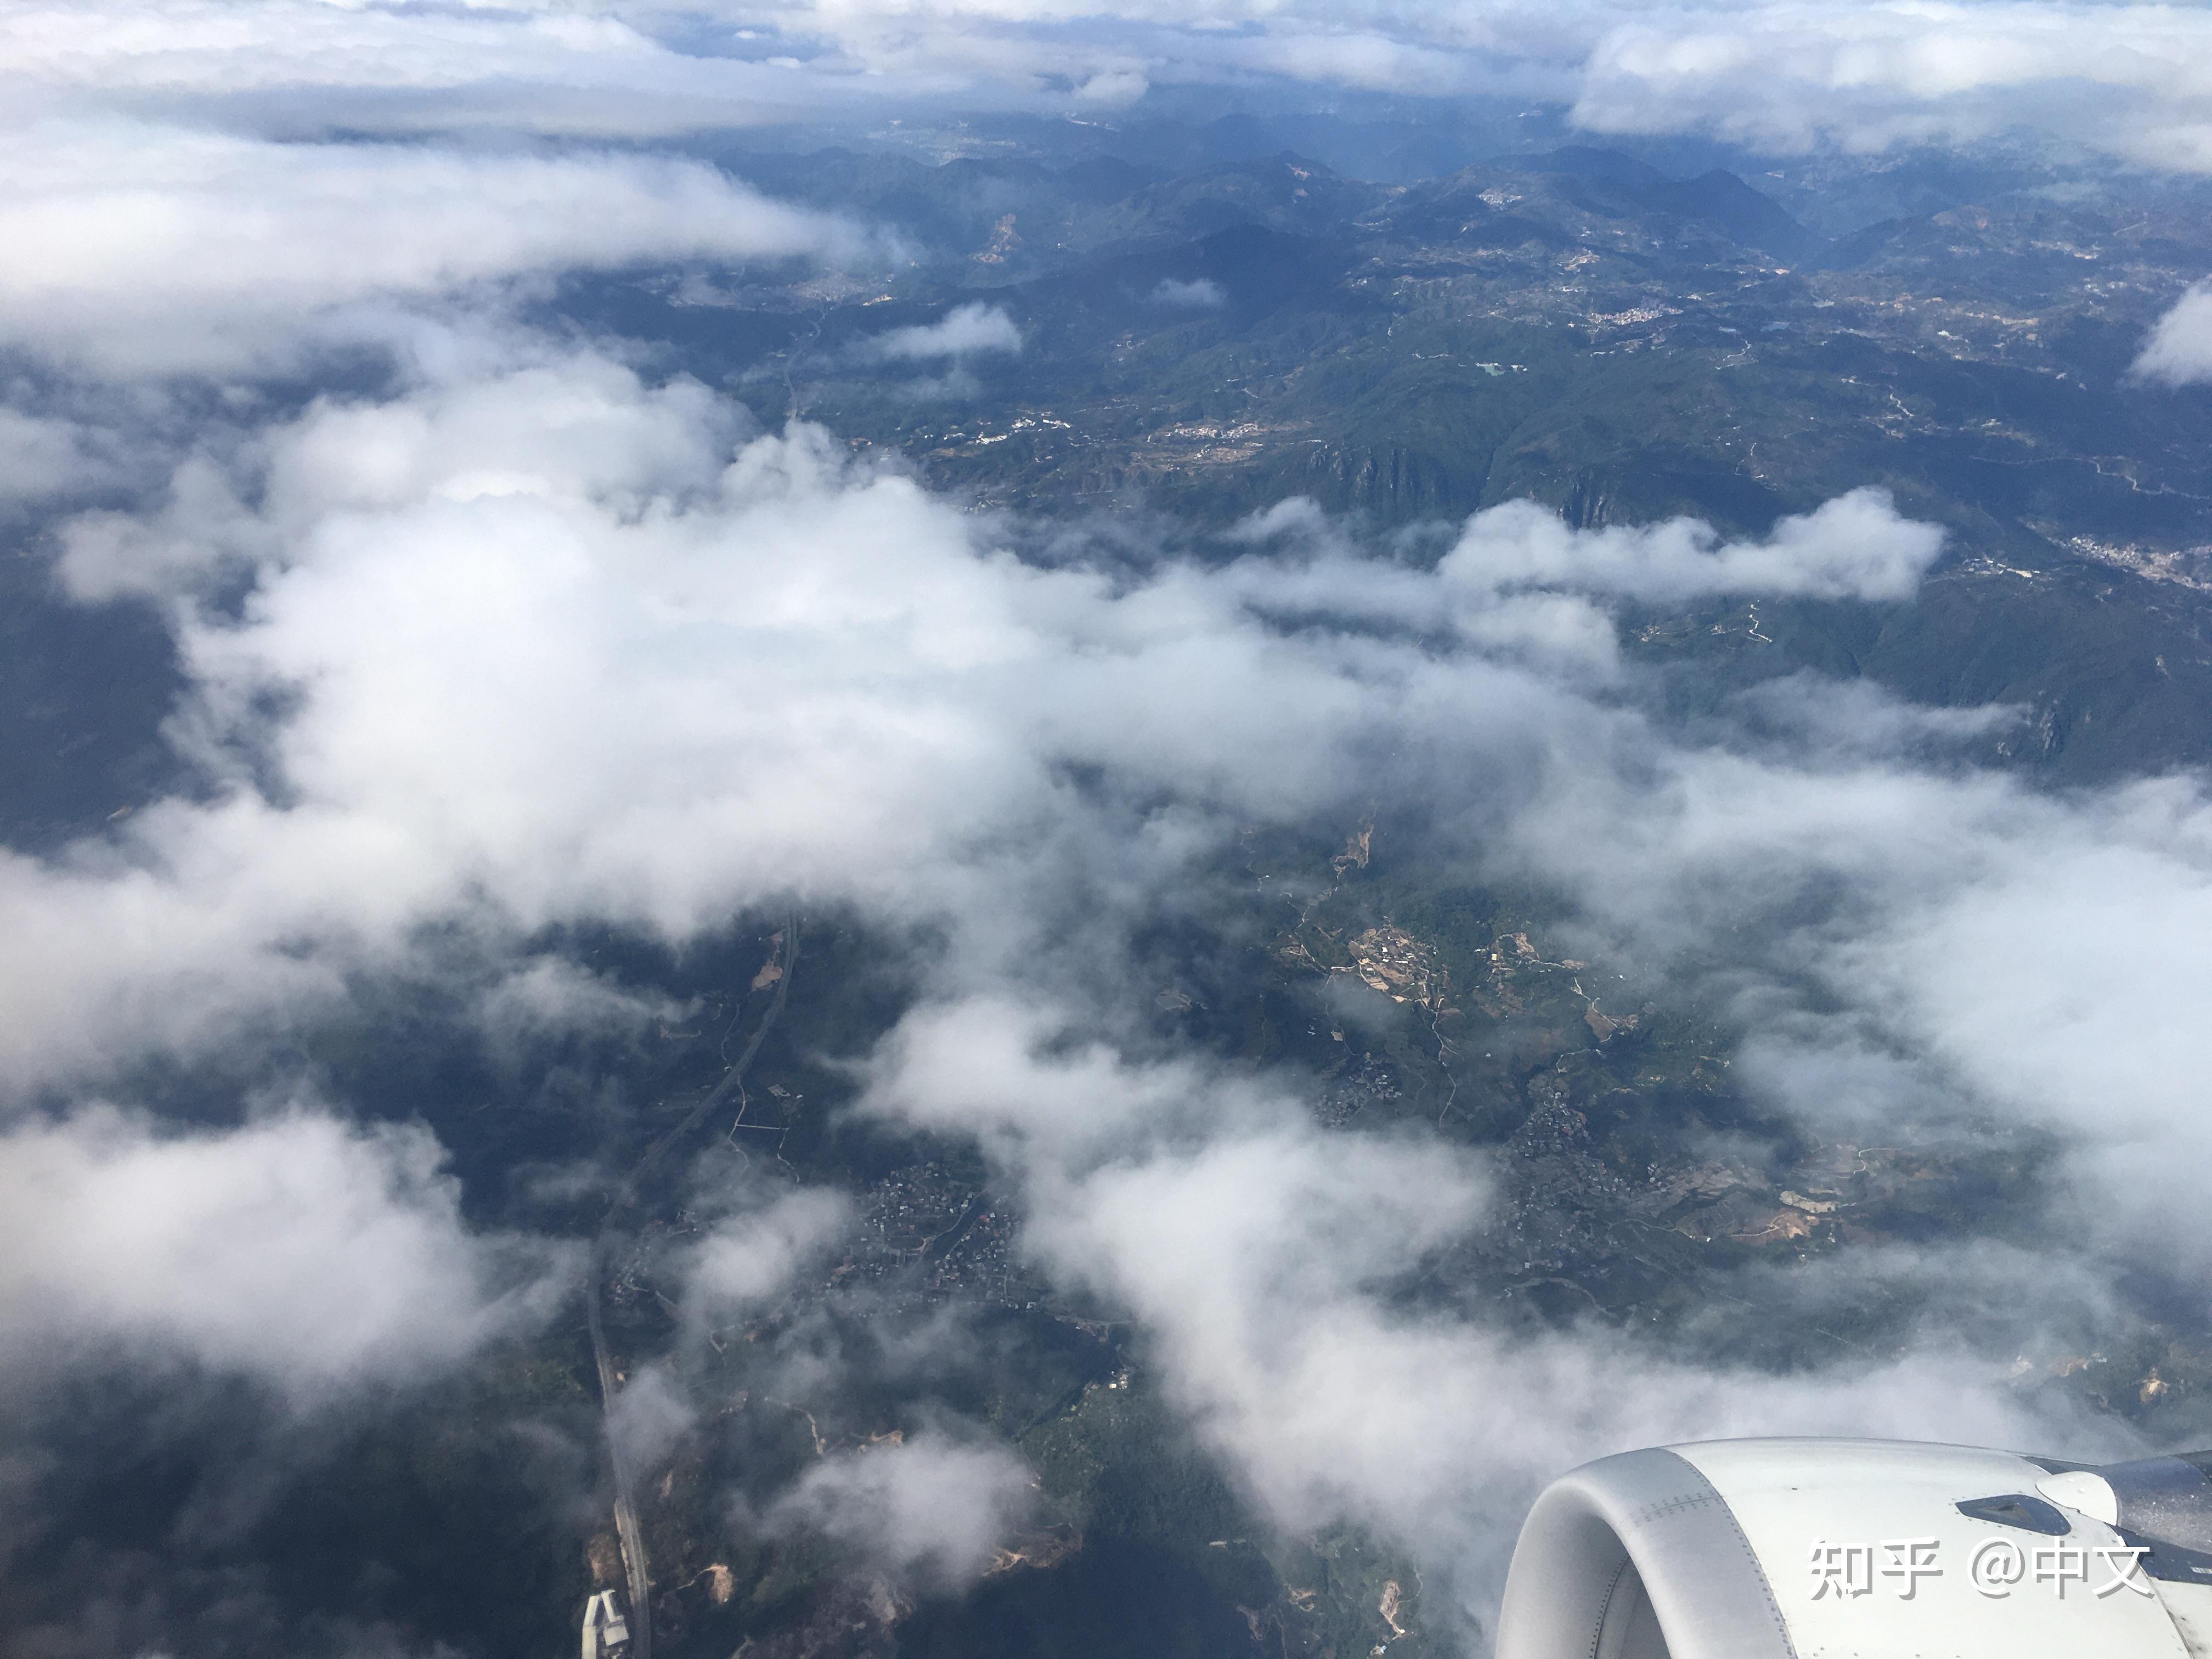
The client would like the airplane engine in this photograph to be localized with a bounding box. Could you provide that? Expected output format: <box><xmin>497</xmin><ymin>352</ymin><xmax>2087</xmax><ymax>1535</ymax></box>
<box><xmin>1497</xmin><ymin>1438</ymin><xmax>2212</xmax><ymax>1657</ymax></box>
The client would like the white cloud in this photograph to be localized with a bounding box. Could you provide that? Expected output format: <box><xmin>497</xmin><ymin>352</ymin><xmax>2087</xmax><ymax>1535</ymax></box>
<box><xmin>1075</xmin><ymin>67</ymin><xmax>1149</xmax><ymax>105</ymax></box>
<box><xmin>0</xmin><ymin>0</ymin><xmax>674</xmax><ymax>103</ymax></box>
<box><xmin>770</xmin><ymin>1435</ymin><xmax>1037</xmax><ymax>1586</ymax></box>
<box><xmin>1438</xmin><ymin>488</ymin><xmax>1945</xmax><ymax>604</ymax></box>
<box><xmin>0</xmin><ymin>1106</ymin><xmax>569</xmax><ymax>1402</ymax></box>
<box><xmin>609</xmin><ymin>1362</ymin><xmax>702</xmax><ymax>1471</ymax></box>
<box><xmin>857</xmin><ymin>302</ymin><xmax>1023</xmax><ymax>363</ymax></box>
<box><xmin>0</xmin><ymin>0</ymin><xmax>1553</xmax><ymax>132</ymax></box>
<box><xmin>0</xmin><ymin>119</ymin><xmax>865</xmax><ymax>377</ymax></box>
<box><xmin>1222</xmin><ymin>486</ymin><xmax>1942</xmax><ymax>679</ymax></box>
<box><xmin>856</xmin><ymin>1002</ymin><xmax>2120</xmax><ymax>1617</ymax></box>
<box><xmin>22</xmin><ymin>3</ymin><xmax>2212</xmax><ymax>1635</ymax></box>
<box><xmin>1150</xmin><ymin>276</ymin><xmax>1225</xmax><ymax>308</ymax></box>
<box><xmin>0</xmin><ymin>406</ymin><xmax>129</xmax><ymax>503</ymax></box>
<box><xmin>0</xmin><ymin>352</ymin><xmax>1949</xmax><ymax>1093</ymax></box>
<box><xmin>1472</xmin><ymin>708</ymin><xmax>2212</xmax><ymax>1296</ymax></box>
<box><xmin>5</xmin><ymin>338</ymin><xmax>2208</xmax><ymax>1624</ymax></box>
<box><xmin>2131</xmin><ymin>281</ymin><xmax>2212</xmax><ymax>386</ymax></box>
<box><xmin>681</xmin><ymin>1188</ymin><xmax>856</xmax><ymax>1324</ymax></box>
<box><xmin>1571</xmin><ymin>3</ymin><xmax>2212</xmax><ymax>167</ymax></box>
<box><xmin>13</xmin><ymin>0</ymin><xmax>2212</xmax><ymax>172</ymax></box>
<box><xmin>472</xmin><ymin>956</ymin><xmax>693</xmax><ymax>1065</ymax></box>
<box><xmin>0</xmin><ymin>0</ymin><xmax>896</xmax><ymax>136</ymax></box>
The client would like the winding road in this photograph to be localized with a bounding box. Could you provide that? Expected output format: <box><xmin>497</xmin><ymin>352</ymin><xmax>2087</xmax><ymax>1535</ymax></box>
<box><xmin>586</xmin><ymin>918</ymin><xmax>800</xmax><ymax>1659</ymax></box>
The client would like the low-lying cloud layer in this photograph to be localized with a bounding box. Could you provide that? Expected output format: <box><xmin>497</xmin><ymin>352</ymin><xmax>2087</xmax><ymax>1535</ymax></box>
<box><xmin>859</xmin><ymin>1017</ymin><xmax>2125</xmax><ymax>1615</ymax></box>
<box><xmin>9</xmin><ymin>3</ymin><xmax>2212</xmax><ymax>1646</ymax></box>
<box><xmin>770</xmin><ymin>1436</ymin><xmax>1039</xmax><ymax>1587</ymax></box>
<box><xmin>1568</xmin><ymin>1</ymin><xmax>2212</xmax><ymax>168</ymax></box>
<box><xmin>855</xmin><ymin>302</ymin><xmax>1023</xmax><ymax>364</ymax></box>
<box><xmin>18</xmin><ymin>0</ymin><xmax>2212</xmax><ymax>170</ymax></box>
<box><xmin>7</xmin><ymin>316</ymin><xmax>2210</xmax><ymax>1634</ymax></box>
<box><xmin>0</xmin><ymin>343</ymin><xmax>1950</xmax><ymax>1093</ymax></box>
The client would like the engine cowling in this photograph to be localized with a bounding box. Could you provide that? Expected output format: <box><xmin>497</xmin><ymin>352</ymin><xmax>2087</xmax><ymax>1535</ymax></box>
<box><xmin>1497</xmin><ymin>1438</ymin><xmax>2212</xmax><ymax>1657</ymax></box>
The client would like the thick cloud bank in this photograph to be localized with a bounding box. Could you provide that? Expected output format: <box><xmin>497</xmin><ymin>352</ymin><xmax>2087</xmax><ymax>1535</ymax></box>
<box><xmin>1570</xmin><ymin>2</ymin><xmax>2212</xmax><ymax>168</ymax></box>
<box><xmin>16</xmin><ymin>0</ymin><xmax>2212</xmax><ymax>170</ymax></box>
<box><xmin>0</xmin><ymin>347</ymin><xmax>1948</xmax><ymax>1091</ymax></box>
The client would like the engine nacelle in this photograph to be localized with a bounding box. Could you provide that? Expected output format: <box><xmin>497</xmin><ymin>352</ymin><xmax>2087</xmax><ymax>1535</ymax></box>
<box><xmin>1498</xmin><ymin>1438</ymin><xmax>2212</xmax><ymax>1657</ymax></box>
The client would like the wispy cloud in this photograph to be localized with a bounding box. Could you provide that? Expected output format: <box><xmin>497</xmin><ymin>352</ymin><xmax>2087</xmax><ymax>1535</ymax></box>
<box><xmin>855</xmin><ymin>302</ymin><xmax>1023</xmax><ymax>363</ymax></box>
